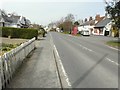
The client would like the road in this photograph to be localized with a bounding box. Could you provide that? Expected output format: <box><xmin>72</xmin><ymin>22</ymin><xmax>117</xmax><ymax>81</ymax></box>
<box><xmin>50</xmin><ymin>32</ymin><xmax>119</xmax><ymax>88</ymax></box>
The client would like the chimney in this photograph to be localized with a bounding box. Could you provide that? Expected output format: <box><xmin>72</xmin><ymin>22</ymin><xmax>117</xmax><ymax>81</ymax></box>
<box><xmin>95</xmin><ymin>14</ymin><xmax>100</xmax><ymax>21</ymax></box>
<box><xmin>8</xmin><ymin>13</ymin><xmax>12</xmax><ymax>17</ymax></box>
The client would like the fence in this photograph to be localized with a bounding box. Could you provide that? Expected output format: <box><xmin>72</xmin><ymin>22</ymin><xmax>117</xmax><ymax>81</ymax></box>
<box><xmin>0</xmin><ymin>37</ymin><xmax>36</xmax><ymax>90</ymax></box>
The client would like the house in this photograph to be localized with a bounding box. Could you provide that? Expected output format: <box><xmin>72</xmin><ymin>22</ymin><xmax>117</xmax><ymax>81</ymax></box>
<box><xmin>8</xmin><ymin>14</ymin><xmax>21</xmax><ymax>28</ymax></box>
<box><xmin>94</xmin><ymin>18</ymin><xmax>112</xmax><ymax>36</ymax></box>
<box><xmin>0</xmin><ymin>9</ymin><xmax>31</xmax><ymax>28</ymax></box>
<box><xmin>79</xmin><ymin>20</ymin><xmax>95</xmax><ymax>35</ymax></box>
<box><xmin>0</xmin><ymin>10</ymin><xmax>12</xmax><ymax>27</ymax></box>
<box><xmin>25</xmin><ymin>19</ymin><xmax>31</xmax><ymax>28</ymax></box>
<box><xmin>8</xmin><ymin>15</ymin><xmax>31</xmax><ymax>28</ymax></box>
<box><xmin>78</xmin><ymin>15</ymin><xmax>105</xmax><ymax>35</ymax></box>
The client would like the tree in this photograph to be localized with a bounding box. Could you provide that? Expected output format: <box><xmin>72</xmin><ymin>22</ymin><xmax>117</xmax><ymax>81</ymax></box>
<box><xmin>48</xmin><ymin>14</ymin><xmax>75</xmax><ymax>33</ymax></box>
<box><xmin>74</xmin><ymin>21</ymin><xmax>79</xmax><ymax>26</ymax></box>
<box><xmin>55</xmin><ymin>17</ymin><xmax>64</xmax><ymax>27</ymax></box>
<box><xmin>105</xmin><ymin>0</ymin><xmax>120</xmax><ymax>29</ymax></box>
<box><xmin>65</xmin><ymin>13</ymin><xmax>75</xmax><ymax>22</ymax></box>
<box><xmin>48</xmin><ymin>22</ymin><xmax>55</xmax><ymax>28</ymax></box>
<box><xmin>77</xmin><ymin>19</ymin><xmax>83</xmax><ymax>25</ymax></box>
<box><xmin>58</xmin><ymin>14</ymin><xmax>75</xmax><ymax>32</ymax></box>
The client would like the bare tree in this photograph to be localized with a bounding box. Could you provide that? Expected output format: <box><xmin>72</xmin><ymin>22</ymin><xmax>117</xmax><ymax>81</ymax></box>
<box><xmin>65</xmin><ymin>13</ymin><xmax>75</xmax><ymax>22</ymax></box>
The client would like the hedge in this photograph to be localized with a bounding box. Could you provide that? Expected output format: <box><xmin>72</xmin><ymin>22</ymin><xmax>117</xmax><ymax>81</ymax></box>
<box><xmin>0</xmin><ymin>27</ymin><xmax>38</xmax><ymax>39</ymax></box>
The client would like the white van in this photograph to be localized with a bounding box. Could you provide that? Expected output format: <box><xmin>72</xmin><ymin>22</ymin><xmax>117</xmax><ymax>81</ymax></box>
<box><xmin>81</xmin><ymin>28</ymin><xmax>90</xmax><ymax>36</ymax></box>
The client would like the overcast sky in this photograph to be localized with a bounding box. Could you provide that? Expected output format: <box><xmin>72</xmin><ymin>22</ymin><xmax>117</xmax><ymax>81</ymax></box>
<box><xmin>1</xmin><ymin>0</ymin><xmax>107</xmax><ymax>26</ymax></box>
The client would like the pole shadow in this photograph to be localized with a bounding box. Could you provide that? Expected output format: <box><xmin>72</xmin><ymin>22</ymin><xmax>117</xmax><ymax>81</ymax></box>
<box><xmin>72</xmin><ymin>54</ymin><xmax>108</xmax><ymax>88</ymax></box>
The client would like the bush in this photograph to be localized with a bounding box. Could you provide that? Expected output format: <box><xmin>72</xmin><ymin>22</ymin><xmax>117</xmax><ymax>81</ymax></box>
<box><xmin>2</xmin><ymin>43</ymin><xmax>20</xmax><ymax>51</ymax></box>
<box><xmin>0</xmin><ymin>27</ymin><xmax>38</xmax><ymax>39</ymax></box>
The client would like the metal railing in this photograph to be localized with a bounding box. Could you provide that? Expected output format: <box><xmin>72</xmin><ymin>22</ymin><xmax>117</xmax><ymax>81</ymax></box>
<box><xmin>0</xmin><ymin>37</ymin><xmax>36</xmax><ymax>90</ymax></box>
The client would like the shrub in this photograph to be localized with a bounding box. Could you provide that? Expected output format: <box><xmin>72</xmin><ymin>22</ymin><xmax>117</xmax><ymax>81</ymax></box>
<box><xmin>2</xmin><ymin>43</ymin><xmax>20</xmax><ymax>52</ymax></box>
<box><xmin>0</xmin><ymin>27</ymin><xmax>38</xmax><ymax>39</ymax></box>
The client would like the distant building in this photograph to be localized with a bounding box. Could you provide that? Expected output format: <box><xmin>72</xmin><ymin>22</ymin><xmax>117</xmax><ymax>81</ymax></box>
<box><xmin>78</xmin><ymin>14</ymin><xmax>105</xmax><ymax>35</ymax></box>
<box><xmin>79</xmin><ymin>20</ymin><xmax>95</xmax><ymax>34</ymax></box>
<box><xmin>56</xmin><ymin>27</ymin><xmax>60</xmax><ymax>32</ymax></box>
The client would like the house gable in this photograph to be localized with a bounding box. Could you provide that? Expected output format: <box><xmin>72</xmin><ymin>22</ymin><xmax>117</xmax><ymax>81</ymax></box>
<box><xmin>94</xmin><ymin>18</ymin><xmax>111</xmax><ymax>28</ymax></box>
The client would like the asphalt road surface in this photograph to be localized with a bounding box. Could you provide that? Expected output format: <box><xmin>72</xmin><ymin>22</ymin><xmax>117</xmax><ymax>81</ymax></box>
<box><xmin>50</xmin><ymin>32</ymin><xmax>119</xmax><ymax>88</ymax></box>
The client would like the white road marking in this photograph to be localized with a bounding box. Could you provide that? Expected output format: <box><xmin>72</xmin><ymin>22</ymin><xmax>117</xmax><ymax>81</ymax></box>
<box><xmin>105</xmin><ymin>45</ymin><xmax>120</xmax><ymax>51</ymax></box>
<box><xmin>53</xmin><ymin>45</ymin><xmax>72</xmax><ymax>87</ymax></box>
<box><xmin>67</xmin><ymin>35</ymin><xmax>119</xmax><ymax>66</ymax></box>
<box><xmin>64</xmin><ymin>37</ymin><xmax>96</xmax><ymax>53</ymax></box>
<box><xmin>68</xmin><ymin>34</ymin><xmax>120</xmax><ymax>51</ymax></box>
<box><xmin>50</xmin><ymin>33</ymin><xmax>72</xmax><ymax>87</ymax></box>
<box><xmin>106</xmin><ymin>58</ymin><xmax>119</xmax><ymax>66</ymax></box>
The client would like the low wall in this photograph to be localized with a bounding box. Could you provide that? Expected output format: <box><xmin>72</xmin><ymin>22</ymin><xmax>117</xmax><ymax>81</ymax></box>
<box><xmin>0</xmin><ymin>37</ymin><xmax>36</xmax><ymax>90</ymax></box>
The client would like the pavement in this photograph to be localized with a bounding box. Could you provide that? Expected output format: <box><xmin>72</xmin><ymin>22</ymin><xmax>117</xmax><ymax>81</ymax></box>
<box><xmin>7</xmin><ymin>34</ymin><xmax>61</xmax><ymax>88</ymax></box>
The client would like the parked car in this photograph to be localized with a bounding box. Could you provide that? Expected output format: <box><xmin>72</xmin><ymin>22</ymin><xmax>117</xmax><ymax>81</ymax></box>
<box><xmin>81</xmin><ymin>28</ymin><xmax>90</xmax><ymax>36</ymax></box>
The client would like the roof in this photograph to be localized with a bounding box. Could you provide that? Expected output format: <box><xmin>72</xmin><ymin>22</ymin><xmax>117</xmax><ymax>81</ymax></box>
<box><xmin>10</xmin><ymin>15</ymin><xmax>21</xmax><ymax>23</ymax></box>
<box><xmin>0</xmin><ymin>9</ymin><xmax>31</xmax><ymax>26</ymax></box>
<box><xmin>25</xmin><ymin>19</ymin><xmax>31</xmax><ymax>25</ymax></box>
<box><xmin>80</xmin><ymin>20</ymin><xmax>95</xmax><ymax>26</ymax></box>
<box><xmin>0</xmin><ymin>10</ymin><xmax>12</xmax><ymax>23</ymax></box>
<box><xmin>94</xmin><ymin>18</ymin><xmax>111</xmax><ymax>28</ymax></box>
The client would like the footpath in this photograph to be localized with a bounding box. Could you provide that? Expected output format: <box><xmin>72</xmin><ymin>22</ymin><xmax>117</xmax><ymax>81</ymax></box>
<box><xmin>7</xmin><ymin>34</ymin><xmax>61</xmax><ymax>88</ymax></box>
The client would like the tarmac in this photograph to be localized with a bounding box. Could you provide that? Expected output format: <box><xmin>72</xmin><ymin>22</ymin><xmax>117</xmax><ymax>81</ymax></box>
<box><xmin>7</xmin><ymin>33</ymin><xmax>61</xmax><ymax>88</ymax></box>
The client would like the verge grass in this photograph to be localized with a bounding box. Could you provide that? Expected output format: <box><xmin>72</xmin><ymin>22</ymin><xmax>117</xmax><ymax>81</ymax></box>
<box><xmin>106</xmin><ymin>40</ymin><xmax>120</xmax><ymax>49</ymax></box>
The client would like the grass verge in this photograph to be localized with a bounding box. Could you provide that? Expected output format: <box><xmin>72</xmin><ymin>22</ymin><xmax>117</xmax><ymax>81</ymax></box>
<box><xmin>106</xmin><ymin>40</ymin><xmax>120</xmax><ymax>49</ymax></box>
